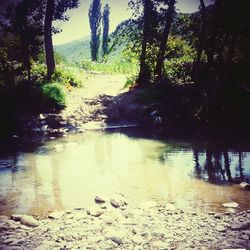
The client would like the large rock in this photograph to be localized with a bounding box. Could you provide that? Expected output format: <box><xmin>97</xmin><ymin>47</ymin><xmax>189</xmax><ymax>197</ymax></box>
<box><xmin>222</xmin><ymin>202</ymin><xmax>239</xmax><ymax>208</ymax></box>
<box><xmin>11</xmin><ymin>214</ymin><xmax>23</xmax><ymax>222</ymax></box>
<box><xmin>110</xmin><ymin>193</ymin><xmax>127</xmax><ymax>208</ymax></box>
<box><xmin>240</xmin><ymin>182</ymin><xmax>250</xmax><ymax>191</ymax></box>
<box><xmin>20</xmin><ymin>215</ymin><xmax>39</xmax><ymax>227</ymax></box>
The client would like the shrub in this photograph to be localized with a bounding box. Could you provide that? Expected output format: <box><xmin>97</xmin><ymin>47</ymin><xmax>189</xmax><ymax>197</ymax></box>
<box><xmin>41</xmin><ymin>83</ymin><xmax>66</xmax><ymax>109</ymax></box>
<box><xmin>30</xmin><ymin>63</ymin><xmax>47</xmax><ymax>83</ymax></box>
<box><xmin>51</xmin><ymin>66</ymin><xmax>82</xmax><ymax>87</ymax></box>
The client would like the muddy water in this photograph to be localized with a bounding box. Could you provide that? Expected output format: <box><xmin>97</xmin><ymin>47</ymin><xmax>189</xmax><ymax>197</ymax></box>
<box><xmin>0</xmin><ymin>129</ymin><xmax>250</xmax><ymax>216</ymax></box>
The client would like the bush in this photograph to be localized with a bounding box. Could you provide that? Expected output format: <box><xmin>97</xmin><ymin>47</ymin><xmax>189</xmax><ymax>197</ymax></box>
<box><xmin>30</xmin><ymin>63</ymin><xmax>83</xmax><ymax>87</ymax></box>
<box><xmin>164</xmin><ymin>57</ymin><xmax>193</xmax><ymax>84</ymax></box>
<box><xmin>41</xmin><ymin>83</ymin><xmax>66</xmax><ymax>109</ymax></box>
<box><xmin>30</xmin><ymin>63</ymin><xmax>47</xmax><ymax>83</ymax></box>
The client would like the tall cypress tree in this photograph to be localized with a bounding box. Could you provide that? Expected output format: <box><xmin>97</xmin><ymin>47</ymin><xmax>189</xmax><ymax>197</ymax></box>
<box><xmin>89</xmin><ymin>0</ymin><xmax>101</xmax><ymax>61</ymax></box>
<box><xmin>102</xmin><ymin>4</ymin><xmax>110</xmax><ymax>58</ymax></box>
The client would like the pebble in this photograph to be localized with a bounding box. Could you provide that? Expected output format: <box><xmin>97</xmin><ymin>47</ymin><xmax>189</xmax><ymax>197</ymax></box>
<box><xmin>95</xmin><ymin>195</ymin><xmax>106</xmax><ymax>204</ymax></box>
<box><xmin>105</xmin><ymin>230</ymin><xmax>124</xmax><ymax>245</ymax></box>
<box><xmin>110</xmin><ymin>193</ymin><xmax>127</xmax><ymax>208</ymax></box>
<box><xmin>1</xmin><ymin>195</ymin><xmax>250</xmax><ymax>250</ymax></box>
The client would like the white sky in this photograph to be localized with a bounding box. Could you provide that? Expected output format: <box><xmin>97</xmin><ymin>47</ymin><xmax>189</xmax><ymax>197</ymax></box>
<box><xmin>53</xmin><ymin>0</ymin><xmax>213</xmax><ymax>45</ymax></box>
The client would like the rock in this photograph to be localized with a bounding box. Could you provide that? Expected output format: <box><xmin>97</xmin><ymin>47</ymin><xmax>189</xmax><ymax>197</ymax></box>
<box><xmin>41</xmin><ymin>125</ymin><xmax>48</xmax><ymax>132</ymax></box>
<box><xmin>150</xmin><ymin>111</ymin><xmax>158</xmax><ymax>117</ymax></box>
<box><xmin>48</xmin><ymin>211</ymin><xmax>65</xmax><ymax>220</ymax></box>
<box><xmin>216</xmin><ymin>225</ymin><xmax>226</xmax><ymax>232</ymax></box>
<box><xmin>132</xmin><ymin>235</ymin><xmax>144</xmax><ymax>245</ymax></box>
<box><xmin>240</xmin><ymin>182</ymin><xmax>250</xmax><ymax>191</ymax></box>
<box><xmin>110</xmin><ymin>193</ymin><xmax>127</xmax><ymax>208</ymax></box>
<box><xmin>105</xmin><ymin>230</ymin><xmax>124</xmax><ymax>245</ymax></box>
<box><xmin>230</xmin><ymin>222</ymin><xmax>250</xmax><ymax>230</ymax></box>
<box><xmin>154</xmin><ymin>116</ymin><xmax>163</xmax><ymax>126</ymax></box>
<box><xmin>87</xmin><ymin>207</ymin><xmax>105</xmax><ymax>217</ymax></box>
<box><xmin>53</xmin><ymin>144</ymin><xmax>64</xmax><ymax>152</ymax></box>
<box><xmin>95</xmin><ymin>195</ymin><xmax>106</xmax><ymax>204</ymax></box>
<box><xmin>214</xmin><ymin>214</ymin><xmax>221</xmax><ymax>219</ymax></box>
<box><xmin>151</xmin><ymin>229</ymin><xmax>165</xmax><ymax>238</ymax></box>
<box><xmin>222</xmin><ymin>202</ymin><xmax>239</xmax><ymax>208</ymax></box>
<box><xmin>11</xmin><ymin>214</ymin><xmax>23</xmax><ymax>222</ymax></box>
<box><xmin>38</xmin><ymin>114</ymin><xmax>46</xmax><ymax>120</ymax></box>
<box><xmin>20</xmin><ymin>215</ymin><xmax>39</xmax><ymax>227</ymax></box>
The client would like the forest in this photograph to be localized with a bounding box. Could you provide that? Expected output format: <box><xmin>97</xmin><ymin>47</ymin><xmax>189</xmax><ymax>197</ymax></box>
<box><xmin>0</xmin><ymin>0</ymin><xmax>250</xmax><ymax>136</ymax></box>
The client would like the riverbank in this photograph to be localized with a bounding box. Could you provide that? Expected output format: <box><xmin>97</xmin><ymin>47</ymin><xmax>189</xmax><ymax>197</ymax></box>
<box><xmin>0</xmin><ymin>194</ymin><xmax>249</xmax><ymax>250</ymax></box>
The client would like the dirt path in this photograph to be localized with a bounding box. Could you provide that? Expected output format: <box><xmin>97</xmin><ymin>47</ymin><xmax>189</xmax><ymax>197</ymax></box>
<box><xmin>61</xmin><ymin>74</ymin><xmax>132</xmax><ymax>130</ymax></box>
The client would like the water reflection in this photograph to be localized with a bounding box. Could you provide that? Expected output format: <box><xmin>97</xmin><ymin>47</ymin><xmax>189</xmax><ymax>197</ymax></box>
<box><xmin>184</xmin><ymin>148</ymin><xmax>250</xmax><ymax>184</ymax></box>
<box><xmin>0</xmin><ymin>129</ymin><xmax>250</xmax><ymax>216</ymax></box>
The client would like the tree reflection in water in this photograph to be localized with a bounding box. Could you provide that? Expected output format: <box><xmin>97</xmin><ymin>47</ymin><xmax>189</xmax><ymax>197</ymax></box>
<box><xmin>191</xmin><ymin>147</ymin><xmax>250</xmax><ymax>184</ymax></box>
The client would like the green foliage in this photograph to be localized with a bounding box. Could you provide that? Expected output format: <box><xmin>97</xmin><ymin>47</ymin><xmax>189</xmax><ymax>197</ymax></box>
<box><xmin>30</xmin><ymin>63</ymin><xmax>83</xmax><ymax>88</ymax></box>
<box><xmin>30</xmin><ymin>63</ymin><xmax>47</xmax><ymax>83</ymax></box>
<box><xmin>41</xmin><ymin>83</ymin><xmax>66</xmax><ymax>108</ymax></box>
<box><xmin>164</xmin><ymin>57</ymin><xmax>193</xmax><ymax>83</ymax></box>
<box><xmin>51</xmin><ymin>66</ymin><xmax>83</xmax><ymax>87</ymax></box>
<box><xmin>79</xmin><ymin>59</ymin><xmax>138</xmax><ymax>75</ymax></box>
<box><xmin>124</xmin><ymin>75</ymin><xmax>138</xmax><ymax>89</ymax></box>
<box><xmin>164</xmin><ymin>36</ymin><xmax>195</xmax><ymax>83</ymax></box>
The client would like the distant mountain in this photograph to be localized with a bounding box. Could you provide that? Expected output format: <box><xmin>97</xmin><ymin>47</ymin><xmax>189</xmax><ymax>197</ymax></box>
<box><xmin>54</xmin><ymin>36</ymin><xmax>91</xmax><ymax>63</ymax></box>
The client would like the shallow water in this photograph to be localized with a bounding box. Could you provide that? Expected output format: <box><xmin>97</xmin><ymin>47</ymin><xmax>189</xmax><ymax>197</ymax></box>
<box><xmin>0</xmin><ymin>128</ymin><xmax>250</xmax><ymax>216</ymax></box>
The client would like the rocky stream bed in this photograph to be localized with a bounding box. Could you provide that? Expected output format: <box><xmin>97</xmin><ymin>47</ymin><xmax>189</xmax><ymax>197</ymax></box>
<box><xmin>0</xmin><ymin>194</ymin><xmax>250</xmax><ymax>250</ymax></box>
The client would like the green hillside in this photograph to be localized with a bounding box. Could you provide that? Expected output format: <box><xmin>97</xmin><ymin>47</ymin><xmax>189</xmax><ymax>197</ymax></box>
<box><xmin>54</xmin><ymin>36</ymin><xmax>91</xmax><ymax>63</ymax></box>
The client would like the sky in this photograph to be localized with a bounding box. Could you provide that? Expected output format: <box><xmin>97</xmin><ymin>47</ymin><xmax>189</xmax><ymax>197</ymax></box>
<box><xmin>0</xmin><ymin>0</ymin><xmax>213</xmax><ymax>45</ymax></box>
<box><xmin>53</xmin><ymin>0</ymin><xmax>213</xmax><ymax>45</ymax></box>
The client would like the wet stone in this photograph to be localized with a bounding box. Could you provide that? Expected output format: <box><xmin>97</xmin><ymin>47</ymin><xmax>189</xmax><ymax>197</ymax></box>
<box><xmin>222</xmin><ymin>202</ymin><xmax>239</xmax><ymax>209</ymax></box>
<box><xmin>20</xmin><ymin>215</ymin><xmax>39</xmax><ymax>227</ymax></box>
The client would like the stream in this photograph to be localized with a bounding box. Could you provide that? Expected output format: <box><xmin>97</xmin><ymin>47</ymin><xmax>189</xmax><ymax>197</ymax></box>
<box><xmin>0</xmin><ymin>128</ymin><xmax>250</xmax><ymax>216</ymax></box>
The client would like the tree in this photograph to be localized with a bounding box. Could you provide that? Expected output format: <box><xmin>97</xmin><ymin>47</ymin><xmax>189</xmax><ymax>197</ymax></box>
<box><xmin>0</xmin><ymin>0</ymin><xmax>44</xmax><ymax>81</ymax></box>
<box><xmin>137</xmin><ymin>0</ymin><xmax>153</xmax><ymax>85</ymax></box>
<box><xmin>193</xmin><ymin>0</ymin><xmax>207</xmax><ymax>83</ymax></box>
<box><xmin>89</xmin><ymin>0</ymin><xmax>101</xmax><ymax>61</ymax></box>
<box><xmin>102</xmin><ymin>4</ymin><xmax>110</xmax><ymax>58</ymax></box>
<box><xmin>44</xmin><ymin>0</ymin><xmax>79</xmax><ymax>80</ymax></box>
<box><xmin>44</xmin><ymin>0</ymin><xmax>55</xmax><ymax>81</ymax></box>
<box><xmin>154</xmin><ymin>0</ymin><xmax>176</xmax><ymax>79</ymax></box>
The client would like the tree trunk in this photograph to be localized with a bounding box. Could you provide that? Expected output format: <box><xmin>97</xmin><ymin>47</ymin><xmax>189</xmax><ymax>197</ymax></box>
<box><xmin>154</xmin><ymin>0</ymin><xmax>175</xmax><ymax>80</ymax></box>
<box><xmin>44</xmin><ymin>0</ymin><xmax>55</xmax><ymax>81</ymax></box>
<box><xmin>137</xmin><ymin>0</ymin><xmax>151</xmax><ymax>85</ymax></box>
<box><xmin>193</xmin><ymin>0</ymin><xmax>206</xmax><ymax>83</ymax></box>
